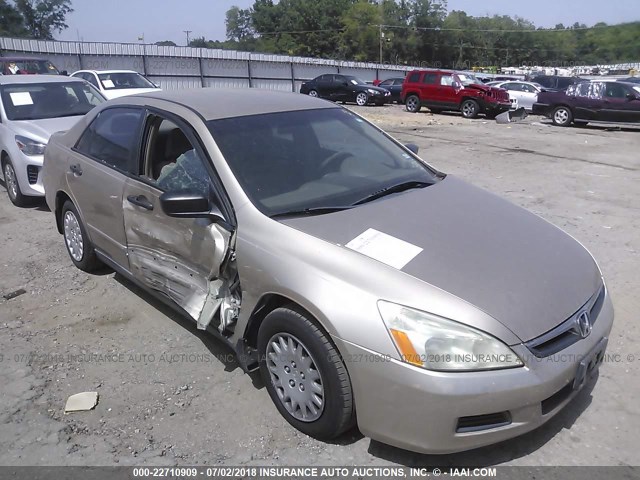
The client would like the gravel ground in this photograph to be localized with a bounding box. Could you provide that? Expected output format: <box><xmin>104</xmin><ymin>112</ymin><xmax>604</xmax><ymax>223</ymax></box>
<box><xmin>0</xmin><ymin>104</ymin><xmax>639</xmax><ymax>467</ymax></box>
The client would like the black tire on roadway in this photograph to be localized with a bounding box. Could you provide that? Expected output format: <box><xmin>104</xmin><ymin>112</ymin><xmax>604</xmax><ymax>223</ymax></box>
<box><xmin>61</xmin><ymin>200</ymin><xmax>102</xmax><ymax>272</ymax></box>
<box><xmin>405</xmin><ymin>95</ymin><xmax>421</xmax><ymax>113</ymax></box>
<box><xmin>2</xmin><ymin>156</ymin><xmax>29</xmax><ymax>207</ymax></box>
<box><xmin>461</xmin><ymin>99</ymin><xmax>480</xmax><ymax>119</ymax></box>
<box><xmin>258</xmin><ymin>306</ymin><xmax>355</xmax><ymax>440</ymax></box>
<box><xmin>552</xmin><ymin>106</ymin><xmax>573</xmax><ymax>127</ymax></box>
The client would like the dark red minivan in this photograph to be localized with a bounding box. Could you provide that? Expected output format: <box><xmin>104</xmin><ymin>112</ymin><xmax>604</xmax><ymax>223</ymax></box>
<box><xmin>402</xmin><ymin>70</ymin><xmax>511</xmax><ymax>119</ymax></box>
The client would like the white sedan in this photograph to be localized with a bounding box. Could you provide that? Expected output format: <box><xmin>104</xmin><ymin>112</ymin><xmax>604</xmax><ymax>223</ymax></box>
<box><xmin>70</xmin><ymin>70</ymin><xmax>161</xmax><ymax>100</ymax></box>
<box><xmin>487</xmin><ymin>81</ymin><xmax>542</xmax><ymax>111</ymax></box>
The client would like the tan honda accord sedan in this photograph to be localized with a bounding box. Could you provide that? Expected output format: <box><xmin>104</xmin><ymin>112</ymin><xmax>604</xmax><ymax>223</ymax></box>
<box><xmin>42</xmin><ymin>89</ymin><xmax>613</xmax><ymax>454</ymax></box>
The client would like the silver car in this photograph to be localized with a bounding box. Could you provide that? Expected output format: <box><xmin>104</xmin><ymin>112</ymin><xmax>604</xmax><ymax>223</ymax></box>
<box><xmin>42</xmin><ymin>89</ymin><xmax>613</xmax><ymax>454</ymax></box>
<box><xmin>487</xmin><ymin>80</ymin><xmax>542</xmax><ymax>111</ymax></box>
<box><xmin>0</xmin><ymin>75</ymin><xmax>105</xmax><ymax>206</ymax></box>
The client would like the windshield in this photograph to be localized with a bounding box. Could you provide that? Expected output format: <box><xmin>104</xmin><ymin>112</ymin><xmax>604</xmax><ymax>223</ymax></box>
<box><xmin>345</xmin><ymin>76</ymin><xmax>367</xmax><ymax>86</ymax></box>
<box><xmin>208</xmin><ymin>108</ymin><xmax>439</xmax><ymax>217</ymax></box>
<box><xmin>1</xmin><ymin>59</ymin><xmax>60</xmax><ymax>75</ymax></box>
<box><xmin>456</xmin><ymin>74</ymin><xmax>482</xmax><ymax>86</ymax></box>
<box><xmin>98</xmin><ymin>72</ymin><xmax>156</xmax><ymax>90</ymax></box>
<box><xmin>0</xmin><ymin>82</ymin><xmax>105</xmax><ymax>121</ymax></box>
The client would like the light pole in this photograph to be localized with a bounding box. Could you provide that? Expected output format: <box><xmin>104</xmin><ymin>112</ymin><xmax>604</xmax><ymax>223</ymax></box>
<box><xmin>184</xmin><ymin>30</ymin><xmax>192</xmax><ymax>46</ymax></box>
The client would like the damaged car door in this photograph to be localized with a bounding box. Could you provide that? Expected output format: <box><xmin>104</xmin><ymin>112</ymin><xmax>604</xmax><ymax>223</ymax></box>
<box><xmin>122</xmin><ymin>112</ymin><xmax>237</xmax><ymax>331</ymax></box>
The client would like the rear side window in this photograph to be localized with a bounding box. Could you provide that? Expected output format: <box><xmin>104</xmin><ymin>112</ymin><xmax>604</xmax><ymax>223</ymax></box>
<box><xmin>76</xmin><ymin>107</ymin><xmax>143</xmax><ymax>172</ymax></box>
<box><xmin>407</xmin><ymin>72</ymin><xmax>420</xmax><ymax>83</ymax></box>
<box><xmin>422</xmin><ymin>73</ymin><xmax>438</xmax><ymax>84</ymax></box>
<box><xmin>534</xmin><ymin>77</ymin><xmax>553</xmax><ymax>88</ymax></box>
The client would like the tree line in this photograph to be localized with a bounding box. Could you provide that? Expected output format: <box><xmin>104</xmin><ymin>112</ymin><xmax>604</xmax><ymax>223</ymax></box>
<box><xmin>1</xmin><ymin>0</ymin><xmax>72</xmax><ymax>40</ymax></box>
<box><xmin>212</xmin><ymin>0</ymin><xmax>639</xmax><ymax>69</ymax></box>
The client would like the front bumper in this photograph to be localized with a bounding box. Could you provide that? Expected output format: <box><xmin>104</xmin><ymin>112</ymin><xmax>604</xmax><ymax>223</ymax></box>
<box><xmin>484</xmin><ymin>102</ymin><xmax>512</xmax><ymax>114</ymax></box>
<box><xmin>334</xmin><ymin>291</ymin><xmax>614</xmax><ymax>454</ymax></box>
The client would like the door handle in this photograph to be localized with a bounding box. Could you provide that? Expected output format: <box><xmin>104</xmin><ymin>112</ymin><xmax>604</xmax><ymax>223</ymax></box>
<box><xmin>127</xmin><ymin>194</ymin><xmax>154</xmax><ymax>211</ymax></box>
<box><xmin>69</xmin><ymin>164</ymin><xmax>82</xmax><ymax>176</ymax></box>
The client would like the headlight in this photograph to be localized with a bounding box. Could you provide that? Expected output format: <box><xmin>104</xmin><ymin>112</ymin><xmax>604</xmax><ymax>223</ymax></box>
<box><xmin>367</xmin><ymin>89</ymin><xmax>379</xmax><ymax>95</ymax></box>
<box><xmin>378</xmin><ymin>301</ymin><xmax>523</xmax><ymax>371</ymax></box>
<box><xmin>15</xmin><ymin>135</ymin><xmax>46</xmax><ymax>156</ymax></box>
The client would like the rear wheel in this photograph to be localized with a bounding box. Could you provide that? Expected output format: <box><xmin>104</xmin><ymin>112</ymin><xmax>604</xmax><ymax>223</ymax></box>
<box><xmin>308</xmin><ymin>90</ymin><xmax>319</xmax><ymax>98</ymax></box>
<box><xmin>2</xmin><ymin>157</ymin><xmax>28</xmax><ymax>207</ymax></box>
<box><xmin>61</xmin><ymin>200</ymin><xmax>102</xmax><ymax>272</ymax></box>
<box><xmin>552</xmin><ymin>106</ymin><xmax>573</xmax><ymax>127</ymax></box>
<box><xmin>461</xmin><ymin>99</ymin><xmax>480</xmax><ymax>119</ymax></box>
<box><xmin>258</xmin><ymin>307</ymin><xmax>354</xmax><ymax>440</ymax></box>
<box><xmin>405</xmin><ymin>95</ymin><xmax>421</xmax><ymax>113</ymax></box>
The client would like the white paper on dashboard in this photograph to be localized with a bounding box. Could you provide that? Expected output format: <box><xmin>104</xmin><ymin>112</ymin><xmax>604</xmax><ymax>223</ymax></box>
<box><xmin>345</xmin><ymin>228</ymin><xmax>423</xmax><ymax>270</ymax></box>
<box><xmin>9</xmin><ymin>92</ymin><xmax>33</xmax><ymax>106</ymax></box>
<box><xmin>102</xmin><ymin>79</ymin><xmax>115</xmax><ymax>88</ymax></box>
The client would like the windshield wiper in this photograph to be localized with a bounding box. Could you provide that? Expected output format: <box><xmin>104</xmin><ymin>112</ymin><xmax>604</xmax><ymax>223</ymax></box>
<box><xmin>270</xmin><ymin>206</ymin><xmax>353</xmax><ymax>219</ymax></box>
<box><xmin>352</xmin><ymin>180</ymin><xmax>432</xmax><ymax>206</ymax></box>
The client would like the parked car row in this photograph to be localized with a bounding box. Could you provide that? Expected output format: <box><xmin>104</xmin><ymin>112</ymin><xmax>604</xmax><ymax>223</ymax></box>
<box><xmin>300</xmin><ymin>70</ymin><xmax>640</xmax><ymax>125</ymax></box>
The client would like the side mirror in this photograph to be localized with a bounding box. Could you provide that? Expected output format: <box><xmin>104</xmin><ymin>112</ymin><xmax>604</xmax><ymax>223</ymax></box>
<box><xmin>452</xmin><ymin>81</ymin><xmax>462</xmax><ymax>89</ymax></box>
<box><xmin>159</xmin><ymin>190</ymin><xmax>225</xmax><ymax>224</ymax></box>
<box><xmin>627</xmin><ymin>93</ymin><xmax>638</xmax><ymax>101</ymax></box>
<box><xmin>405</xmin><ymin>143</ymin><xmax>419</xmax><ymax>155</ymax></box>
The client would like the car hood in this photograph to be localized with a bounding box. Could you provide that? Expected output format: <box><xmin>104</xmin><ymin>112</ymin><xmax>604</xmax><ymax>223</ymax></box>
<box><xmin>103</xmin><ymin>88</ymin><xmax>161</xmax><ymax>99</ymax></box>
<box><xmin>10</xmin><ymin>117</ymin><xmax>85</xmax><ymax>144</ymax></box>
<box><xmin>280</xmin><ymin>175</ymin><xmax>601</xmax><ymax>342</ymax></box>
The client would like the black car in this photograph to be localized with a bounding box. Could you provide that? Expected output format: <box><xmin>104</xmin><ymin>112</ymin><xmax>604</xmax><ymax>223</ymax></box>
<box><xmin>532</xmin><ymin>81</ymin><xmax>640</xmax><ymax>126</ymax></box>
<box><xmin>377</xmin><ymin>77</ymin><xmax>405</xmax><ymax>103</ymax></box>
<box><xmin>300</xmin><ymin>74</ymin><xmax>391</xmax><ymax>106</ymax></box>
<box><xmin>530</xmin><ymin>75</ymin><xmax>584</xmax><ymax>92</ymax></box>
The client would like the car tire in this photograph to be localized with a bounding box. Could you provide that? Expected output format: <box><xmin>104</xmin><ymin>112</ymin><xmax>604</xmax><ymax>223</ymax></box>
<box><xmin>308</xmin><ymin>90</ymin><xmax>319</xmax><ymax>98</ymax></box>
<box><xmin>461</xmin><ymin>99</ymin><xmax>480</xmax><ymax>119</ymax></box>
<box><xmin>552</xmin><ymin>106</ymin><xmax>573</xmax><ymax>127</ymax></box>
<box><xmin>2</xmin><ymin>157</ymin><xmax>29</xmax><ymax>207</ymax></box>
<box><xmin>355</xmin><ymin>92</ymin><xmax>369</xmax><ymax>106</ymax></box>
<box><xmin>61</xmin><ymin>200</ymin><xmax>102</xmax><ymax>272</ymax></box>
<box><xmin>405</xmin><ymin>95</ymin><xmax>421</xmax><ymax>113</ymax></box>
<box><xmin>258</xmin><ymin>306</ymin><xmax>355</xmax><ymax>440</ymax></box>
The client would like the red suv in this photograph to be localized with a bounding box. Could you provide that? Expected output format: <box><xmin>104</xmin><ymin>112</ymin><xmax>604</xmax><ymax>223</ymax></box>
<box><xmin>402</xmin><ymin>70</ymin><xmax>511</xmax><ymax>118</ymax></box>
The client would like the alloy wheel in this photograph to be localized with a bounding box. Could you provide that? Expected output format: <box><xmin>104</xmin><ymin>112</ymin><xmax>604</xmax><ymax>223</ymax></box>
<box><xmin>462</xmin><ymin>101</ymin><xmax>477</xmax><ymax>118</ymax></box>
<box><xmin>308</xmin><ymin>90</ymin><xmax>319</xmax><ymax>97</ymax></box>
<box><xmin>356</xmin><ymin>93</ymin><xmax>368</xmax><ymax>106</ymax></box>
<box><xmin>554</xmin><ymin>108</ymin><xmax>570</xmax><ymax>125</ymax></box>
<box><xmin>265</xmin><ymin>332</ymin><xmax>325</xmax><ymax>422</ymax></box>
<box><xmin>3</xmin><ymin>163</ymin><xmax>18</xmax><ymax>201</ymax></box>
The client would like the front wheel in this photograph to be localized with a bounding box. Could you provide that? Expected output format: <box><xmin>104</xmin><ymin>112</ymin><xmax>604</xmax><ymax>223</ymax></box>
<box><xmin>405</xmin><ymin>95</ymin><xmax>421</xmax><ymax>113</ymax></box>
<box><xmin>552</xmin><ymin>106</ymin><xmax>573</xmax><ymax>127</ymax></box>
<box><xmin>355</xmin><ymin>92</ymin><xmax>369</xmax><ymax>106</ymax></box>
<box><xmin>461</xmin><ymin>99</ymin><xmax>480</xmax><ymax>119</ymax></box>
<box><xmin>258</xmin><ymin>307</ymin><xmax>354</xmax><ymax>440</ymax></box>
<box><xmin>2</xmin><ymin>158</ymin><xmax>28</xmax><ymax>207</ymax></box>
<box><xmin>61</xmin><ymin>201</ymin><xmax>102</xmax><ymax>272</ymax></box>
<box><xmin>308</xmin><ymin>90</ymin><xmax>319</xmax><ymax>98</ymax></box>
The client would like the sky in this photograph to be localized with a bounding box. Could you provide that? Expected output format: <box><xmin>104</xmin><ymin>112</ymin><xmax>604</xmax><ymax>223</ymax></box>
<box><xmin>57</xmin><ymin>0</ymin><xmax>640</xmax><ymax>45</ymax></box>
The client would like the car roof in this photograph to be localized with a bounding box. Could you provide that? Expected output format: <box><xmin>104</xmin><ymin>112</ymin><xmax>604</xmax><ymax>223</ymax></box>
<box><xmin>129</xmin><ymin>88</ymin><xmax>337</xmax><ymax>121</ymax></box>
<box><xmin>0</xmin><ymin>75</ymin><xmax>86</xmax><ymax>86</ymax></box>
